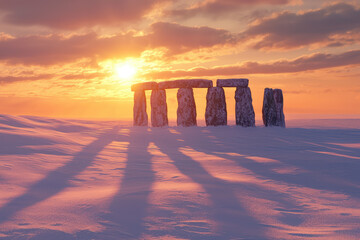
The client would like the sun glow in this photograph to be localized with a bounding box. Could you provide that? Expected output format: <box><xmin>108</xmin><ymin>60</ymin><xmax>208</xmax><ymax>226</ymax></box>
<box><xmin>114</xmin><ymin>62</ymin><xmax>137</xmax><ymax>80</ymax></box>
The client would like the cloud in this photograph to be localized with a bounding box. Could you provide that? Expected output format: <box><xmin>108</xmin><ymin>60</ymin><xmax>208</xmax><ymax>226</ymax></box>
<box><xmin>0</xmin><ymin>32</ymin><xmax>147</xmax><ymax>65</ymax></box>
<box><xmin>0</xmin><ymin>74</ymin><xmax>54</xmax><ymax>84</ymax></box>
<box><xmin>0</xmin><ymin>0</ymin><xmax>166</xmax><ymax>29</ymax></box>
<box><xmin>169</xmin><ymin>0</ymin><xmax>290</xmax><ymax>18</ymax></box>
<box><xmin>145</xmin><ymin>50</ymin><xmax>360</xmax><ymax>79</ymax></box>
<box><xmin>60</xmin><ymin>72</ymin><xmax>110</xmax><ymax>80</ymax></box>
<box><xmin>148</xmin><ymin>22</ymin><xmax>236</xmax><ymax>54</ymax></box>
<box><xmin>0</xmin><ymin>22</ymin><xmax>235</xmax><ymax>65</ymax></box>
<box><xmin>243</xmin><ymin>3</ymin><xmax>360</xmax><ymax>49</ymax></box>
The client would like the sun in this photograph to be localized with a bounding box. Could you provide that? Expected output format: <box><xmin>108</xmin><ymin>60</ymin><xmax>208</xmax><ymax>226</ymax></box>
<box><xmin>114</xmin><ymin>62</ymin><xmax>137</xmax><ymax>80</ymax></box>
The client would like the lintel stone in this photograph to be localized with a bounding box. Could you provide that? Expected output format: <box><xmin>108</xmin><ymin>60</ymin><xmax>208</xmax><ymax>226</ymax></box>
<box><xmin>158</xmin><ymin>79</ymin><xmax>212</xmax><ymax>89</ymax></box>
<box><xmin>217</xmin><ymin>79</ymin><xmax>248</xmax><ymax>88</ymax></box>
<box><xmin>131</xmin><ymin>81</ymin><xmax>158</xmax><ymax>91</ymax></box>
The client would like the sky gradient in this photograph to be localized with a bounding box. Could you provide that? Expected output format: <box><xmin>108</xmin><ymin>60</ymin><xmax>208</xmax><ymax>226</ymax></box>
<box><xmin>0</xmin><ymin>0</ymin><xmax>359</xmax><ymax>120</ymax></box>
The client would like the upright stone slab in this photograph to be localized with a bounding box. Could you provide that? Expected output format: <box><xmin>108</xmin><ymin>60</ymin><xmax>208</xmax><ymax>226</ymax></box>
<box><xmin>235</xmin><ymin>87</ymin><xmax>255</xmax><ymax>127</ymax></box>
<box><xmin>133</xmin><ymin>90</ymin><xmax>148</xmax><ymax>126</ymax></box>
<box><xmin>273</xmin><ymin>89</ymin><xmax>285</xmax><ymax>127</ymax></box>
<box><xmin>262</xmin><ymin>88</ymin><xmax>276</xmax><ymax>127</ymax></box>
<box><xmin>205</xmin><ymin>87</ymin><xmax>227</xmax><ymax>126</ymax></box>
<box><xmin>262</xmin><ymin>88</ymin><xmax>285</xmax><ymax>127</ymax></box>
<box><xmin>177</xmin><ymin>88</ymin><xmax>197</xmax><ymax>127</ymax></box>
<box><xmin>151</xmin><ymin>89</ymin><xmax>168</xmax><ymax>127</ymax></box>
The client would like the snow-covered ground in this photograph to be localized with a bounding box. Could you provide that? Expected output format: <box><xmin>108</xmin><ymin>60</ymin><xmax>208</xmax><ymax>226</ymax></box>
<box><xmin>0</xmin><ymin>114</ymin><xmax>359</xmax><ymax>240</ymax></box>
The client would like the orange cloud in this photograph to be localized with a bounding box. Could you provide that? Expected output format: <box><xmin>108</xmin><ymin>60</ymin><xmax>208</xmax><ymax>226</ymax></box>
<box><xmin>0</xmin><ymin>74</ymin><xmax>55</xmax><ymax>85</ymax></box>
<box><xmin>60</xmin><ymin>72</ymin><xmax>111</xmax><ymax>81</ymax></box>
<box><xmin>0</xmin><ymin>0</ymin><xmax>167</xmax><ymax>29</ymax></box>
<box><xmin>0</xmin><ymin>32</ymin><xmax>147</xmax><ymax>65</ymax></box>
<box><xmin>169</xmin><ymin>0</ymin><xmax>290</xmax><ymax>18</ymax></box>
<box><xmin>146</xmin><ymin>50</ymin><xmax>360</xmax><ymax>79</ymax></box>
<box><xmin>243</xmin><ymin>3</ymin><xmax>360</xmax><ymax>49</ymax></box>
<box><xmin>0</xmin><ymin>22</ymin><xmax>236</xmax><ymax>65</ymax></box>
<box><xmin>148</xmin><ymin>22</ymin><xmax>236</xmax><ymax>55</ymax></box>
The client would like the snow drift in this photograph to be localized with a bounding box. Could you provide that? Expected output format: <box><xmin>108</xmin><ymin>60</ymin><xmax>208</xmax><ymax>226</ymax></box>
<box><xmin>0</xmin><ymin>115</ymin><xmax>359</xmax><ymax>239</ymax></box>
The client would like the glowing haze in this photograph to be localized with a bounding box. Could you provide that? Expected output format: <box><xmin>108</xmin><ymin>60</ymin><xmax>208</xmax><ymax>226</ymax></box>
<box><xmin>0</xmin><ymin>0</ymin><xmax>359</xmax><ymax>120</ymax></box>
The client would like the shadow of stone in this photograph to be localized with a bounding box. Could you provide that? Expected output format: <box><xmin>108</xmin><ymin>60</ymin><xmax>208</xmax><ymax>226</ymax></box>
<box><xmin>193</xmin><ymin>127</ymin><xmax>360</xmax><ymax>199</ymax></box>
<box><xmin>100</xmin><ymin>127</ymin><xmax>155</xmax><ymax>239</ymax></box>
<box><xmin>151</xmin><ymin>128</ymin><xmax>266</xmax><ymax>240</ymax></box>
<box><xmin>0</xmin><ymin>125</ymin><xmax>121</xmax><ymax>225</ymax></box>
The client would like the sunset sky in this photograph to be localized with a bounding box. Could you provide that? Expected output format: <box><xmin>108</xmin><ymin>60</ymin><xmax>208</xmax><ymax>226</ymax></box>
<box><xmin>0</xmin><ymin>0</ymin><xmax>359</xmax><ymax>120</ymax></box>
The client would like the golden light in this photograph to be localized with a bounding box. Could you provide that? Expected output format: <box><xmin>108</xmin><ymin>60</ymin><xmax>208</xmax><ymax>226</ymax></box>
<box><xmin>114</xmin><ymin>62</ymin><xmax>137</xmax><ymax>81</ymax></box>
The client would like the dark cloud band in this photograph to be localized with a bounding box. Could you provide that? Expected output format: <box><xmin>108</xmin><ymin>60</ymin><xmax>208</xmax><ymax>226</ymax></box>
<box><xmin>243</xmin><ymin>3</ymin><xmax>360</xmax><ymax>49</ymax></box>
<box><xmin>0</xmin><ymin>0</ymin><xmax>166</xmax><ymax>29</ymax></box>
<box><xmin>146</xmin><ymin>50</ymin><xmax>360</xmax><ymax>79</ymax></box>
<box><xmin>0</xmin><ymin>22</ymin><xmax>235</xmax><ymax>65</ymax></box>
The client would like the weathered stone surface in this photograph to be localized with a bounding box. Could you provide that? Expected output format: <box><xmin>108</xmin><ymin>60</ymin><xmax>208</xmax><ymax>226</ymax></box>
<box><xmin>235</xmin><ymin>87</ymin><xmax>255</xmax><ymax>127</ymax></box>
<box><xmin>217</xmin><ymin>79</ymin><xmax>248</xmax><ymax>88</ymax></box>
<box><xmin>131</xmin><ymin>81</ymin><xmax>158</xmax><ymax>91</ymax></box>
<box><xmin>177</xmin><ymin>88</ymin><xmax>197</xmax><ymax>127</ymax></box>
<box><xmin>273</xmin><ymin>89</ymin><xmax>285</xmax><ymax>127</ymax></box>
<box><xmin>151</xmin><ymin>89</ymin><xmax>168</xmax><ymax>127</ymax></box>
<box><xmin>159</xmin><ymin>79</ymin><xmax>212</xmax><ymax>89</ymax></box>
<box><xmin>262</xmin><ymin>88</ymin><xmax>276</xmax><ymax>127</ymax></box>
<box><xmin>133</xmin><ymin>90</ymin><xmax>148</xmax><ymax>126</ymax></box>
<box><xmin>262</xmin><ymin>88</ymin><xmax>285</xmax><ymax>127</ymax></box>
<box><xmin>205</xmin><ymin>87</ymin><xmax>227</xmax><ymax>126</ymax></box>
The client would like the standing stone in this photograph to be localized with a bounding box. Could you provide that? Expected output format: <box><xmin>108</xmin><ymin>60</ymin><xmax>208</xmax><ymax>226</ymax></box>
<box><xmin>235</xmin><ymin>87</ymin><xmax>255</xmax><ymax>127</ymax></box>
<box><xmin>151</xmin><ymin>89</ymin><xmax>168</xmax><ymax>127</ymax></box>
<box><xmin>177</xmin><ymin>88</ymin><xmax>197</xmax><ymax>127</ymax></box>
<box><xmin>262</xmin><ymin>88</ymin><xmax>277</xmax><ymax>127</ymax></box>
<box><xmin>133</xmin><ymin>90</ymin><xmax>148</xmax><ymax>126</ymax></box>
<box><xmin>205</xmin><ymin>87</ymin><xmax>227</xmax><ymax>126</ymax></box>
<box><xmin>273</xmin><ymin>89</ymin><xmax>285</xmax><ymax>127</ymax></box>
<box><xmin>262</xmin><ymin>88</ymin><xmax>285</xmax><ymax>127</ymax></box>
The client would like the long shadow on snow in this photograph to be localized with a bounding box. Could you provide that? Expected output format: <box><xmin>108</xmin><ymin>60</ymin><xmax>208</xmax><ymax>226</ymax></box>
<box><xmin>0</xmin><ymin>132</ymin><xmax>70</xmax><ymax>156</ymax></box>
<box><xmin>151</xmin><ymin>128</ymin><xmax>266</xmax><ymax>240</ymax></box>
<box><xmin>178</xmin><ymin>127</ymin><xmax>360</xmax><ymax>199</ymax></box>
<box><xmin>0</xmin><ymin>125</ymin><xmax>120</xmax><ymax>225</ymax></box>
<box><xmin>99</xmin><ymin>127</ymin><xmax>155</xmax><ymax>240</ymax></box>
<box><xmin>172</xmin><ymin>127</ymin><xmax>308</xmax><ymax>229</ymax></box>
<box><xmin>171</xmin><ymin>127</ymin><xmax>360</xmax><ymax>230</ymax></box>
